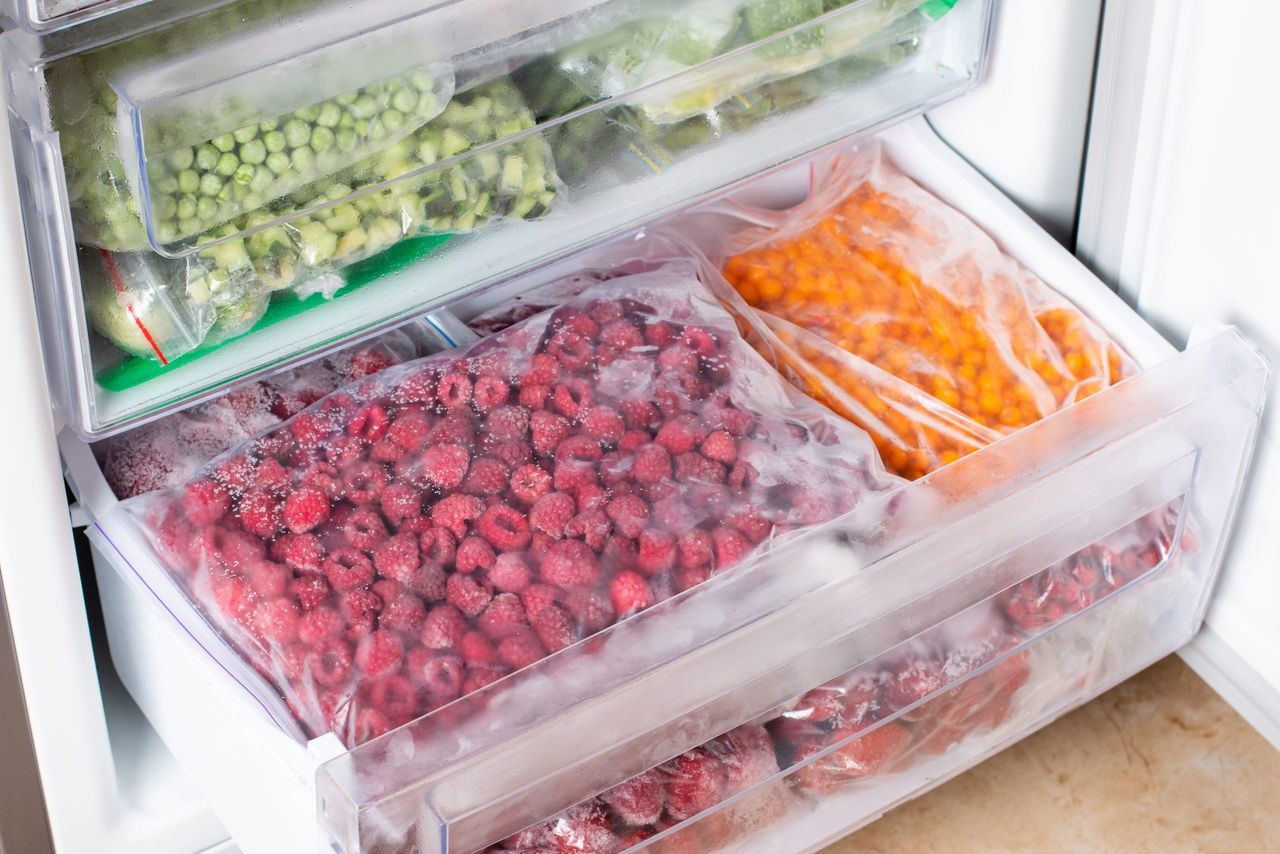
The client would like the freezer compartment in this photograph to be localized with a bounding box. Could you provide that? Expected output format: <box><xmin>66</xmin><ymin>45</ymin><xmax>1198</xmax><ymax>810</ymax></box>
<box><xmin>2</xmin><ymin>0</ymin><xmax>991</xmax><ymax>438</ymax></box>
<box><xmin>62</xmin><ymin>122</ymin><xmax>1266</xmax><ymax>853</ymax></box>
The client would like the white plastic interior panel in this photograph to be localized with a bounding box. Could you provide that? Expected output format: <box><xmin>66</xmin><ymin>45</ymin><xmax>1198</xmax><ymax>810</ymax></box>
<box><xmin>1078</xmin><ymin>0</ymin><xmax>1280</xmax><ymax>748</ymax></box>
<box><xmin>926</xmin><ymin>0</ymin><xmax>1102</xmax><ymax>244</ymax></box>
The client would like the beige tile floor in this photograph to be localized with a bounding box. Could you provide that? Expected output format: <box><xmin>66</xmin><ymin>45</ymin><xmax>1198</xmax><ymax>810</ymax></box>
<box><xmin>825</xmin><ymin>656</ymin><xmax>1280</xmax><ymax>854</ymax></box>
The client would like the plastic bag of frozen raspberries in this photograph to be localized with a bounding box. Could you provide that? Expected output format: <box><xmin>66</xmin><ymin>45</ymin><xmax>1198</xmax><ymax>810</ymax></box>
<box><xmin>118</xmin><ymin>266</ymin><xmax>903</xmax><ymax>746</ymax></box>
<box><xmin>99</xmin><ymin>326</ymin><xmax>428</xmax><ymax>500</ymax></box>
<box><xmin>700</xmin><ymin>139</ymin><xmax>1136</xmax><ymax>481</ymax></box>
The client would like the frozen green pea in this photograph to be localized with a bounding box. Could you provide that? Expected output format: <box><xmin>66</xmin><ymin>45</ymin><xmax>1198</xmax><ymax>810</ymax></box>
<box><xmin>310</xmin><ymin>125</ymin><xmax>334</xmax><ymax>153</ymax></box>
<box><xmin>351</xmin><ymin>94</ymin><xmax>377</xmax><ymax>120</ymax></box>
<box><xmin>249</xmin><ymin>169</ymin><xmax>273</xmax><ymax>193</ymax></box>
<box><xmin>266</xmin><ymin>151</ymin><xmax>291</xmax><ymax>175</ymax></box>
<box><xmin>233</xmin><ymin>125</ymin><xmax>258</xmax><ymax>144</ymax></box>
<box><xmin>283</xmin><ymin>119</ymin><xmax>311</xmax><ymax>149</ymax></box>
<box><xmin>156</xmin><ymin>175</ymin><xmax>179</xmax><ymax>195</ymax></box>
<box><xmin>196</xmin><ymin>144</ymin><xmax>220</xmax><ymax>171</ymax></box>
<box><xmin>199</xmin><ymin>173</ymin><xmax>223</xmax><ymax>196</ymax></box>
<box><xmin>215</xmin><ymin>152</ymin><xmax>239</xmax><ymax>177</ymax></box>
<box><xmin>368</xmin><ymin>120</ymin><xmax>387</xmax><ymax>142</ymax></box>
<box><xmin>292</xmin><ymin>146</ymin><xmax>315</xmax><ymax>172</ymax></box>
<box><xmin>354</xmin><ymin>118</ymin><xmax>370</xmax><ymax>137</ymax></box>
<box><xmin>392</xmin><ymin>88</ymin><xmax>418</xmax><ymax>114</ymax></box>
<box><xmin>156</xmin><ymin>222</ymin><xmax>177</xmax><ymax>244</ymax></box>
<box><xmin>317</xmin><ymin>102</ymin><xmax>341</xmax><ymax>128</ymax></box>
<box><xmin>336</xmin><ymin>91</ymin><xmax>357</xmax><ymax>106</ymax></box>
<box><xmin>339</xmin><ymin>112</ymin><xmax>355</xmax><ymax>129</ymax></box>
<box><xmin>382</xmin><ymin>109</ymin><xmax>404</xmax><ymax>131</ymax></box>
<box><xmin>335</xmin><ymin>127</ymin><xmax>356</xmax><ymax>152</ymax></box>
<box><xmin>264</xmin><ymin>130</ymin><xmax>286</xmax><ymax>153</ymax></box>
<box><xmin>176</xmin><ymin>195</ymin><xmax>197</xmax><ymax>220</ymax></box>
<box><xmin>240</xmin><ymin>139</ymin><xmax>267</xmax><ymax>165</ymax></box>
<box><xmin>178</xmin><ymin>169</ymin><xmax>200</xmax><ymax>195</ymax></box>
<box><xmin>212</xmin><ymin>134</ymin><xmax>236</xmax><ymax>152</ymax></box>
<box><xmin>411</xmin><ymin>71</ymin><xmax>435</xmax><ymax>92</ymax></box>
<box><xmin>258</xmin><ymin>118</ymin><xmax>279</xmax><ymax>132</ymax></box>
<box><xmin>233</xmin><ymin>163</ymin><xmax>256</xmax><ymax>185</ymax></box>
<box><xmin>295</xmin><ymin>104</ymin><xmax>320</xmax><ymax>122</ymax></box>
<box><xmin>157</xmin><ymin>196</ymin><xmax>179</xmax><ymax>221</ymax></box>
<box><xmin>166</xmin><ymin>147</ymin><xmax>195</xmax><ymax>171</ymax></box>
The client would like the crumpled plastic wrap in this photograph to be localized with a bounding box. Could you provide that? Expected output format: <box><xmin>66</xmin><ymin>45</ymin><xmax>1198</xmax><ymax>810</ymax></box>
<box><xmin>712</xmin><ymin>141</ymin><xmax>1135</xmax><ymax>479</ymax></box>
<box><xmin>121</xmin><ymin>267</ymin><xmax>902</xmax><ymax>746</ymax></box>
<box><xmin>99</xmin><ymin>327</ymin><xmax>427</xmax><ymax>499</ymax></box>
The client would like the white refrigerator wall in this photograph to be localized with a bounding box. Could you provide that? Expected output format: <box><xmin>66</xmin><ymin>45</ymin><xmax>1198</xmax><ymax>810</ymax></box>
<box><xmin>1078</xmin><ymin>0</ymin><xmax>1280</xmax><ymax>747</ymax></box>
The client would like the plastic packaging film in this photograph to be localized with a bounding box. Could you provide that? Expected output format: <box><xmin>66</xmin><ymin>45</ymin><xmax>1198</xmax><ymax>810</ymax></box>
<box><xmin>706</xmin><ymin>140</ymin><xmax>1133</xmax><ymax>480</ymax></box>
<box><xmin>118</xmin><ymin>268</ymin><xmax>904</xmax><ymax>747</ymax></box>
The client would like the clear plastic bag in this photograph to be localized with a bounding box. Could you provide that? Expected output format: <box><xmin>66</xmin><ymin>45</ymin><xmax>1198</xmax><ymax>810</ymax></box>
<box><xmin>710</xmin><ymin>141</ymin><xmax>1135</xmax><ymax>479</ymax></box>
<box><xmin>81</xmin><ymin>79</ymin><xmax>558</xmax><ymax>361</ymax></box>
<box><xmin>99</xmin><ymin>327</ymin><xmax>428</xmax><ymax>500</ymax></box>
<box><xmin>120</xmin><ymin>267</ymin><xmax>902</xmax><ymax>746</ymax></box>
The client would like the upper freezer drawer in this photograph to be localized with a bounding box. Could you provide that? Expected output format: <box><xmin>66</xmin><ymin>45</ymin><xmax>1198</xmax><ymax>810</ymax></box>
<box><xmin>1</xmin><ymin>0</ymin><xmax>991</xmax><ymax>439</ymax></box>
<box><xmin>66</xmin><ymin>121</ymin><xmax>1267</xmax><ymax>853</ymax></box>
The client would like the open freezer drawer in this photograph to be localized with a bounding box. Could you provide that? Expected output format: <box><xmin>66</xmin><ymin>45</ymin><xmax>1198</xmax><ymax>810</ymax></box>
<box><xmin>3</xmin><ymin>0</ymin><xmax>991</xmax><ymax>439</ymax></box>
<box><xmin>63</xmin><ymin>120</ymin><xmax>1266</xmax><ymax>853</ymax></box>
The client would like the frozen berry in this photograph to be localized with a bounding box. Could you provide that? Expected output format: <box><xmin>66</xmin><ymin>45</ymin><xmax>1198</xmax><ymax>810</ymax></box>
<box><xmin>540</xmin><ymin>540</ymin><xmax>601</xmax><ymax>589</ymax></box>
<box><xmin>250</xmin><ymin>598</ymin><xmax>300</xmax><ymax>645</ymax></box>
<box><xmin>183</xmin><ymin>479</ymin><xmax>229</xmax><ymax>525</ymax></box>
<box><xmin>599</xmin><ymin>319</ymin><xmax>645</xmax><ymax>351</ymax></box>
<box><xmin>530</xmin><ymin>492</ymin><xmax>576</xmax><ymax>538</ymax></box>
<box><xmin>253</xmin><ymin>458</ymin><xmax>290</xmax><ymax>495</ymax></box>
<box><xmin>564</xmin><ymin>510</ymin><xmax>611</xmax><ymax>551</ymax></box>
<box><xmin>308</xmin><ymin>638</ymin><xmax>353</xmax><ymax>688</ymax></box>
<box><xmin>420</xmin><ymin>604</ymin><xmax>467</xmax><ymax>650</ymax></box>
<box><xmin>446</xmin><ymin>573</ymin><xmax>493</xmax><ymax>618</ymax></box>
<box><xmin>581</xmin><ymin>406</ymin><xmax>626</xmax><ymax>445</ymax></box>
<box><xmin>490</xmin><ymin>553</ymin><xmax>531</xmax><ymax>593</ymax></box>
<box><xmin>456</xmin><ymin>536</ymin><xmax>497</xmax><ymax>573</ymax></box>
<box><xmin>509</xmin><ymin>464</ymin><xmax>553</xmax><ymax>505</ymax></box>
<box><xmin>324</xmin><ymin>548</ymin><xmax>375</xmax><ymax>591</ymax></box>
<box><xmin>298</xmin><ymin>607</ymin><xmax>344</xmax><ymax>646</ymax></box>
<box><xmin>458</xmin><ymin>630</ymin><xmax>496</xmax><ymax>666</ymax></box>
<box><xmin>677</xmin><ymin>529</ymin><xmax>713</xmax><ymax>571</ymax></box>
<box><xmin>476</xmin><ymin>504</ymin><xmax>532</xmax><ymax>551</ymax></box>
<box><xmin>248</xmin><ymin>561</ymin><xmax>289</xmax><ymax>598</ymax></box>
<box><xmin>290</xmin><ymin>574</ymin><xmax>332</xmax><ymax>612</ymax></box>
<box><xmin>418</xmin><ymin>526</ymin><xmax>458</xmax><ymax>567</ymax></box>
<box><xmin>380</xmin><ymin>482</ymin><xmax>422</xmax><ymax>526</ymax></box>
<box><xmin>551</xmin><ymin>378</ymin><xmax>593</xmax><ymax>419</ymax></box>
<box><xmin>606</xmin><ymin>495</ymin><xmax>649</xmax><ymax>539</ymax></box>
<box><xmin>437</xmin><ymin>373</ymin><xmax>473</xmax><ymax>410</ymax></box>
<box><xmin>462</xmin><ymin>457</ymin><xmax>508</xmax><ymax>497</ymax></box>
<box><xmin>609</xmin><ymin>570</ymin><xmax>653</xmax><ymax>617</ymax></box>
<box><xmin>347</xmin><ymin>404</ymin><xmax>389</xmax><ymax>441</ymax></box>
<box><xmin>477</xmin><ymin>593</ymin><xmax>528</xmax><ymax>641</ymax></box>
<box><xmin>379</xmin><ymin>593</ymin><xmax>427</xmax><ymax>635</ymax></box>
<box><xmin>338</xmin><ymin>589</ymin><xmax>383</xmax><ymax>640</ymax></box>
<box><xmin>498</xmin><ymin>629</ymin><xmax>546</xmax><ymax>669</ymax></box>
<box><xmin>238</xmin><ymin>489</ymin><xmax>282</xmax><ymax>538</ymax></box>
<box><xmin>372</xmin><ymin>534</ymin><xmax>421</xmax><ymax>584</ymax></box>
<box><xmin>712</xmin><ymin>527</ymin><xmax>751</xmax><ymax>569</ymax></box>
<box><xmin>431</xmin><ymin>494</ymin><xmax>484</xmax><ymax>539</ymax></box>
<box><xmin>485</xmin><ymin>405</ymin><xmax>531</xmax><ymax>442</ymax></box>
<box><xmin>636</xmin><ymin>529</ymin><xmax>677</xmax><ymax>575</ymax></box>
<box><xmin>355</xmin><ymin>630</ymin><xmax>404</xmax><ymax>678</ymax></box>
<box><xmin>419</xmin><ymin>654</ymin><xmax>464</xmax><ymax>703</ymax></box>
<box><xmin>602</xmin><ymin>769</ymin><xmax>664</xmax><ymax>827</ymax></box>
<box><xmin>531</xmin><ymin>411</ymin><xmax>572</xmax><ymax>456</ymax></box>
<box><xmin>665</xmin><ymin>748</ymin><xmax>726</xmax><ymax>821</ymax></box>
<box><xmin>530</xmin><ymin>604</ymin><xmax>576</xmax><ymax>653</ymax></box>
<box><xmin>418</xmin><ymin>444</ymin><xmax>471</xmax><ymax>491</ymax></box>
<box><xmin>632</xmin><ymin>445</ymin><xmax>673</xmax><ymax>484</ymax></box>
<box><xmin>363</xmin><ymin>674</ymin><xmax>417</xmax><ymax>723</ymax></box>
<box><xmin>563</xmin><ymin>588</ymin><xmax>614</xmax><ymax>634</ymax></box>
<box><xmin>280</xmin><ymin>487</ymin><xmax>329</xmax><ymax>534</ymax></box>
<box><xmin>699</xmin><ymin>431</ymin><xmax>737</xmax><ymax>464</ymax></box>
<box><xmin>462</xmin><ymin>665</ymin><xmax>505</xmax><ymax>695</ymax></box>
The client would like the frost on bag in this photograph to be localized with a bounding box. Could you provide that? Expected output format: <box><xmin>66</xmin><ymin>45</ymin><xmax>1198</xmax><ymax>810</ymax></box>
<box><xmin>78</xmin><ymin>78</ymin><xmax>558</xmax><ymax>362</ymax></box>
<box><xmin>122</xmin><ymin>269</ymin><xmax>900</xmax><ymax>747</ymax></box>
<box><xmin>715</xmin><ymin>141</ymin><xmax>1135</xmax><ymax>481</ymax></box>
<box><xmin>100</xmin><ymin>328</ymin><xmax>425</xmax><ymax>499</ymax></box>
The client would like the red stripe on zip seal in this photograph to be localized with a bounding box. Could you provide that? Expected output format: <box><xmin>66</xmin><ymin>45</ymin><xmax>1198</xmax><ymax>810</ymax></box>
<box><xmin>100</xmin><ymin>248</ymin><xmax>168</xmax><ymax>365</ymax></box>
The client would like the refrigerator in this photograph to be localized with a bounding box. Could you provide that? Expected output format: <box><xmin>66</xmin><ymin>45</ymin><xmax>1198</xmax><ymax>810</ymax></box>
<box><xmin>0</xmin><ymin>0</ymin><xmax>1274</xmax><ymax>852</ymax></box>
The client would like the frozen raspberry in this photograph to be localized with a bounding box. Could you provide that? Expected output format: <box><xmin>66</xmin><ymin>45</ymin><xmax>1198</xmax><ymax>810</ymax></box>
<box><xmin>476</xmin><ymin>504</ymin><xmax>533</xmax><ymax>551</ymax></box>
<box><xmin>615</xmin><ymin>431</ymin><xmax>647</xmax><ymax>455</ymax></box>
<box><xmin>290</xmin><ymin>411</ymin><xmax>331</xmax><ymax>448</ymax></box>
<box><xmin>725</xmin><ymin>510</ymin><xmax>771</xmax><ymax>545</ymax></box>
<box><xmin>446</xmin><ymin>573</ymin><xmax>493</xmax><ymax>618</ymax></box>
<box><xmin>529</xmin><ymin>604</ymin><xmax>575</xmax><ymax>653</ymax></box>
<box><xmin>251</xmin><ymin>430</ymin><xmax>294</xmax><ymax>462</ymax></box>
<box><xmin>323</xmin><ymin>435</ymin><xmax>366</xmax><ymax>468</ymax></box>
<box><xmin>675</xmin><ymin>452</ymin><xmax>726</xmax><ymax>484</ymax></box>
<box><xmin>530</xmin><ymin>411</ymin><xmax>571</xmax><ymax>457</ymax></box>
<box><xmin>371</xmin><ymin>578</ymin><xmax>401</xmax><ymax>606</ymax></box>
<box><xmin>458</xmin><ymin>457</ymin><xmax>506</xmax><ymax>498</ymax></box>
<box><xmin>415</xmin><ymin>444</ymin><xmax>470</xmax><ymax>492</ymax></box>
<box><xmin>420</xmin><ymin>604</ymin><xmax>467</xmax><ymax>650</ymax></box>
<box><xmin>347</xmin><ymin>404</ymin><xmax>389</xmax><ymax>441</ymax></box>
<box><xmin>300</xmin><ymin>463</ymin><xmax>343</xmax><ymax>501</ymax></box>
<box><xmin>419</xmin><ymin>654</ymin><xmax>464</xmax><ymax>704</ymax></box>
<box><xmin>632</xmin><ymin>445</ymin><xmax>672</xmax><ymax>485</ymax></box>
<box><xmin>209</xmin><ymin>571</ymin><xmax>252</xmax><ymax>622</ymax></box>
<box><xmin>355</xmin><ymin>630</ymin><xmax>404</xmax><ymax>678</ymax></box>
<box><xmin>380</xmin><ymin>482</ymin><xmax>422</xmax><ymax>526</ymax></box>
<box><xmin>363</xmin><ymin>674</ymin><xmax>418</xmax><ymax>724</ymax></box>
<box><xmin>517</xmin><ymin>384</ymin><xmax>550</xmax><ymax>411</ymax></box>
<box><xmin>588</xmin><ymin>299</ymin><xmax>627</xmax><ymax>325</ymax></box>
<box><xmin>250</xmin><ymin>598</ymin><xmax>300</xmax><ymax>646</ymax></box>
<box><xmin>379</xmin><ymin>593</ymin><xmax>427</xmax><ymax>635</ymax></box>
<box><xmin>540</xmin><ymin>540</ymin><xmax>600</xmax><ymax>589</ymax></box>
<box><xmin>486</xmin><ymin>439</ymin><xmax>532</xmax><ymax>470</ymax></box>
<box><xmin>677</xmin><ymin>531</ymin><xmax>713</xmax><ymax>576</ymax></box>
<box><xmin>472</xmin><ymin>376</ymin><xmax>510</xmax><ymax>412</ymax></box>
<box><xmin>521</xmin><ymin>583</ymin><xmax>561</xmax><ymax>619</ymax></box>
<box><xmin>605</xmin><ymin>495</ymin><xmax>649</xmax><ymax>539</ymax></box>
<box><xmin>518</xmin><ymin>352</ymin><xmax>558</xmax><ymax>386</ymax></box>
<box><xmin>369</xmin><ymin>438</ymin><xmax>405</xmax><ymax>464</ymax></box>
<box><xmin>599</xmin><ymin>319</ymin><xmax>644</xmax><ymax>351</ymax></box>
<box><xmin>477</xmin><ymin>593</ymin><xmax>528</xmax><ymax>641</ymax></box>
<box><xmin>726</xmin><ymin>460</ymin><xmax>758</xmax><ymax>489</ymax></box>
<box><xmin>882</xmin><ymin>658</ymin><xmax>946</xmax><ymax>714</ymax></box>
<box><xmin>674</xmin><ymin>564</ymin><xmax>710</xmax><ymax>593</ymax></box>
<box><xmin>456</xmin><ymin>535</ymin><xmax>497</xmax><ymax>573</ymax></box>
<box><xmin>418</xmin><ymin>526</ymin><xmax>458</xmax><ymax>568</ymax></box>
<box><xmin>338</xmin><ymin>461</ymin><xmax>384</xmax><ymax>506</ymax></box>
<box><xmin>237</xmin><ymin>489</ymin><xmax>282</xmax><ymax>538</ymax></box>
<box><xmin>575</xmin><ymin>483</ymin><xmax>608</xmax><ymax>514</ymax></box>
<box><xmin>564</xmin><ymin>510</ymin><xmax>611</xmax><ymax>551</ymax></box>
<box><xmin>324</xmin><ymin>547</ymin><xmax>375</xmax><ymax>591</ymax></box>
<box><xmin>281</xmin><ymin>486</ymin><xmax>330</xmax><ymax>534</ymax></box>
<box><xmin>344</xmin><ymin>508</ymin><xmax>389</xmax><ymax>552</ymax></box>
<box><xmin>371</xmin><ymin>534</ymin><xmax>420</xmax><ymax>584</ymax></box>
<box><xmin>636</xmin><ymin>529</ymin><xmax>677</xmax><ymax>575</ymax></box>
<box><xmin>248</xmin><ymin>561</ymin><xmax>289</xmax><ymax>598</ymax></box>
<box><xmin>641</xmin><ymin>319</ymin><xmax>677</xmax><ymax>348</ymax></box>
<box><xmin>529</xmin><ymin>492</ymin><xmax>575</xmax><ymax>538</ymax></box>
<box><xmin>394</xmin><ymin>368</ymin><xmax>439</xmax><ymax>406</ymax></box>
<box><xmin>552</xmin><ymin>458</ymin><xmax>597</xmax><ymax>494</ymax></box>
<box><xmin>338</xmin><ymin>589</ymin><xmax>383</xmax><ymax>641</ymax></box>
<box><xmin>792</xmin><ymin>723</ymin><xmax>911</xmax><ymax>792</ymax></box>
<box><xmin>547</xmin><ymin>329</ymin><xmax>595</xmax><ymax>373</ymax></box>
<box><xmin>665</xmin><ymin>748</ymin><xmax>726</xmax><ymax>821</ymax></box>
<box><xmin>183</xmin><ymin>479</ymin><xmax>230</xmax><ymax>525</ymax></box>
<box><xmin>556</xmin><ymin>435</ymin><xmax>603</xmax><ymax>466</ymax></box>
<box><xmin>252</xmin><ymin>458</ymin><xmax>290</xmax><ymax>496</ymax></box>
<box><xmin>601</xmin><ymin>535</ymin><xmax>639</xmax><ymax>572</ymax></box>
<box><xmin>308</xmin><ymin>638</ymin><xmax>353</xmax><ymax>688</ymax></box>
<box><xmin>458</xmin><ymin>629</ymin><xmax>496</xmax><ymax>666</ymax></box>
<box><xmin>609</xmin><ymin>570</ymin><xmax>653</xmax><ymax>617</ymax></box>
<box><xmin>563</xmin><ymin>588</ymin><xmax>614</xmax><ymax>634</ymax></box>
<box><xmin>289</xmin><ymin>574</ymin><xmax>332</xmax><ymax>612</ymax></box>
<box><xmin>603</xmin><ymin>768</ymin><xmax>664</xmax><ymax>827</ymax></box>
<box><xmin>656</xmin><ymin>344</ymin><xmax>700</xmax><ymax>375</ymax></box>
<box><xmin>699</xmin><ymin>431</ymin><xmax>737</xmax><ymax>464</ymax></box>
<box><xmin>648</xmin><ymin>497</ymin><xmax>694</xmax><ymax>535</ymax></box>
<box><xmin>581</xmin><ymin>406</ymin><xmax>626</xmax><ymax>445</ymax></box>
<box><xmin>550</xmin><ymin>379</ymin><xmax>593</xmax><ymax>420</ymax></box>
<box><xmin>712</xmin><ymin>527</ymin><xmax>751</xmax><ymax>569</ymax></box>
<box><xmin>428</xmin><ymin>413</ymin><xmax>475</xmax><ymax>448</ymax></box>
<box><xmin>194</xmin><ymin>526</ymin><xmax>265</xmax><ymax>572</ymax></box>
<box><xmin>484</xmin><ymin>406</ymin><xmax>530</xmax><ymax>443</ymax></box>
<box><xmin>350</xmin><ymin>707</ymin><xmax>392</xmax><ymax>744</ymax></box>
<box><xmin>597</xmin><ymin>451</ymin><xmax>632</xmax><ymax>485</ymax></box>
<box><xmin>498</xmin><ymin>629</ymin><xmax>546</xmax><ymax>669</ymax></box>
<box><xmin>656</xmin><ymin>415</ymin><xmax>707</xmax><ymax>455</ymax></box>
<box><xmin>462</xmin><ymin>665</ymin><xmax>505</xmax><ymax>695</ymax></box>
<box><xmin>298</xmin><ymin>607</ymin><xmax>344</xmax><ymax>646</ymax></box>
<box><xmin>404</xmin><ymin>561</ymin><xmax>446</xmax><ymax>604</ymax></box>
<box><xmin>490</xmin><ymin>553</ymin><xmax>531</xmax><ymax>593</ymax></box>
<box><xmin>431</xmin><ymin>494</ymin><xmax>484</xmax><ymax>539</ymax></box>
<box><xmin>212</xmin><ymin>455</ymin><xmax>256</xmax><ymax>497</ymax></box>
<box><xmin>437</xmin><ymin>373</ymin><xmax>473</xmax><ymax>410</ymax></box>
<box><xmin>275</xmin><ymin>533</ymin><xmax>325</xmax><ymax>573</ymax></box>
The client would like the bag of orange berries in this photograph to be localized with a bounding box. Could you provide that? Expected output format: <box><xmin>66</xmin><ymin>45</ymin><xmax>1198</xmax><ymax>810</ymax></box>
<box><xmin>708</xmin><ymin>140</ymin><xmax>1132</xmax><ymax>482</ymax></box>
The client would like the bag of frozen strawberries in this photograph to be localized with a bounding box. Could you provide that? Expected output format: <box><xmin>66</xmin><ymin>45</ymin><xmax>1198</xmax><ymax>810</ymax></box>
<box><xmin>118</xmin><ymin>265</ymin><xmax>905</xmax><ymax>747</ymax></box>
<box><xmin>703</xmin><ymin>139</ymin><xmax>1134</xmax><ymax>481</ymax></box>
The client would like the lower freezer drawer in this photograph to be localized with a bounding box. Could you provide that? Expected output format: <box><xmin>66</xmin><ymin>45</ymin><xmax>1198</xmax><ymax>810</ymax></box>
<box><xmin>69</xmin><ymin>122</ymin><xmax>1267</xmax><ymax>854</ymax></box>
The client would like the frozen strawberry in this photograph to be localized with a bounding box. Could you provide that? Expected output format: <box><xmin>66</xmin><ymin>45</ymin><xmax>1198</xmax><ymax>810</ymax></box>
<box><xmin>665</xmin><ymin>748</ymin><xmax>726</xmax><ymax>821</ymax></box>
<box><xmin>792</xmin><ymin>722</ymin><xmax>911</xmax><ymax>792</ymax></box>
<box><xmin>602</xmin><ymin>768</ymin><xmax>665</xmax><ymax>827</ymax></box>
<box><xmin>882</xmin><ymin>657</ymin><xmax>946</xmax><ymax>714</ymax></box>
<box><xmin>609</xmin><ymin>570</ymin><xmax>653</xmax><ymax>617</ymax></box>
<box><xmin>715</xmin><ymin>725</ymin><xmax>779</xmax><ymax>794</ymax></box>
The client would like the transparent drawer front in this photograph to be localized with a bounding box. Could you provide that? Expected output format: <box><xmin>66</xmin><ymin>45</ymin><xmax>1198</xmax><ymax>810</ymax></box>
<box><xmin>2</xmin><ymin>0</ymin><xmax>992</xmax><ymax>437</ymax></box>
<box><xmin>315</xmin><ymin>330</ymin><xmax>1266</xmax><ymax>854</ymax></box>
